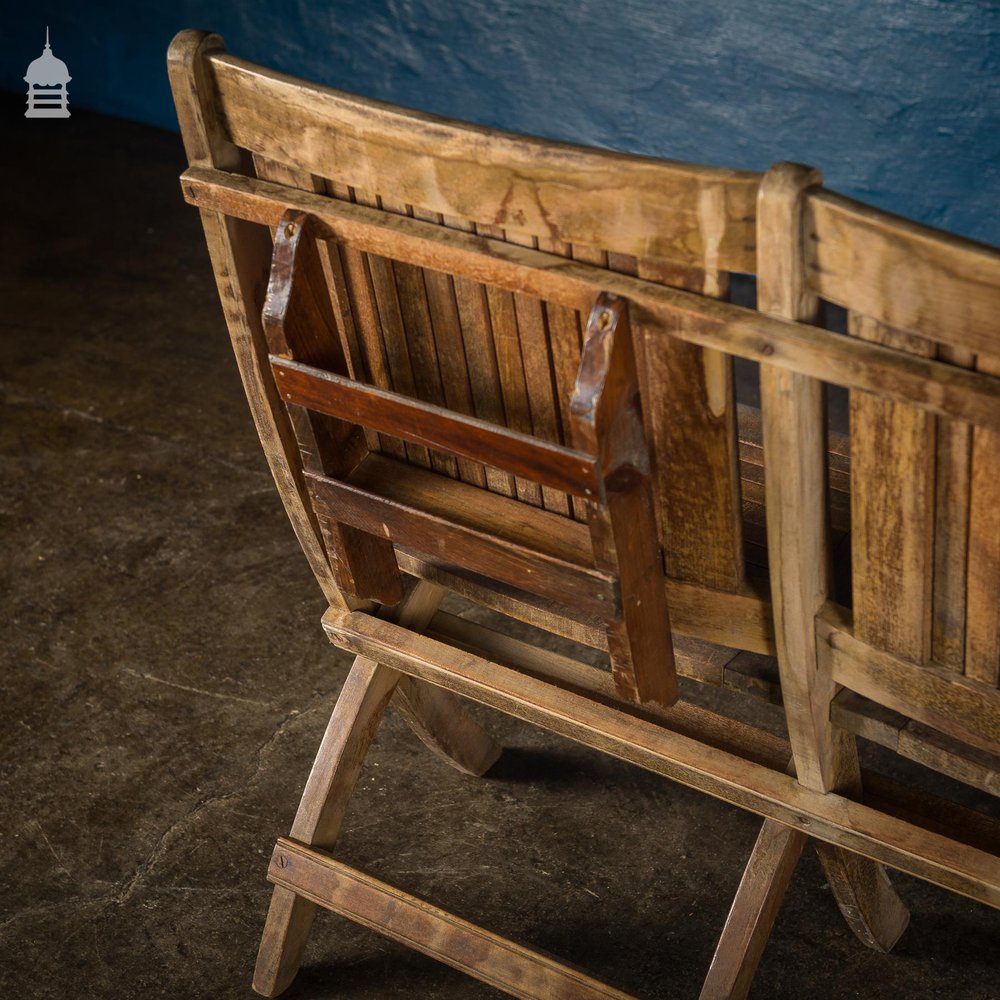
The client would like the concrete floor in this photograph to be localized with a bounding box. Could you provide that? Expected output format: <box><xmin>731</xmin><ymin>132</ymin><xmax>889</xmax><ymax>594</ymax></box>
<box><xmin>2</xmin><ymin>101</ymin><xmax>999</xmax><ymax>1000</ymax></box>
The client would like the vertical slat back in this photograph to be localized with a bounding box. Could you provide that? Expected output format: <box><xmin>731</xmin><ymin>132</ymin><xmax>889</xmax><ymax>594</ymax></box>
<box><xmin>551</xmin><ymin>242</ymin><xmax>747</xmax><ymax>590</ymax></box>
<box><xmin>410</xmin><ymin>207</ymin><xmax>489</xmax><ymax>490</ymax></box>
<box><xmin>473</xmin><ymin>222</ymin><xmax>545</xmax><ymax>508</ymax></box>
<box><xmin>965</xmin><ymin>352</ymin><xmax>1000</xmax><ymax>686</ymax></box>
<box><xmin>277</xmin><ymin>178</ymin><xmax>589</xmax><ymax>515</ymax></box>
<box><xmin>307</xmin><ymin>199</ymin><xmax>744</xmax><ymax>588</ymax></box>
<box><xmin>806</xmin><ymin>189</ymin><xmax>1000</xmax><ymax>687</ymax></box>
<box><xmin>538</xmin><ymin>237</ymin><xmax>587</xmax><ymax>521</ymax></box>
<box><xmin>848</xmin><ymin>316</ymin><xmax>936</xmax><ymax>664</ymax></box>
<box><xmin>244</xmin><ymin>112</ymin><xmax>749</xmax><ymax>600</ymax></box>
<box><xmin>631</xmin><ymin>260</ymin><xmax>744</xmax><ymax>593</ymax></box>
<box><xmin>505</xmin><ymin>230</ymin><xmax>572</xmax><ymax>517</ymax></box>
<box><xmin>932</xmin><ymin>344</ymin><xmax>975</xmax><ymax>671</ymax></box>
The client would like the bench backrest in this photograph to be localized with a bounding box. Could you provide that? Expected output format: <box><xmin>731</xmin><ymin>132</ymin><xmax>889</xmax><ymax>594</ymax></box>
<box><xmin>169</xmin><ymin>30</ymin><xmax>1000</xmax><ymax>739</ymax></box>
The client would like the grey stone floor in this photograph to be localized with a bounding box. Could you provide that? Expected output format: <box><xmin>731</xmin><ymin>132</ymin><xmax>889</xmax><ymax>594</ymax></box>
<box><xmin>1</xmin><ymin>102</ymin><xmax>998</xmax><ymax>999</ymax></box>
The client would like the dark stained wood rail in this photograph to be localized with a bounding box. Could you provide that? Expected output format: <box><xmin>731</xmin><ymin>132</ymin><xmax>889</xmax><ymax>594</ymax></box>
<box><xmin>270</xmin><ymin>356</ymin><xmax>602</xmax><ymax>498</ymax></box>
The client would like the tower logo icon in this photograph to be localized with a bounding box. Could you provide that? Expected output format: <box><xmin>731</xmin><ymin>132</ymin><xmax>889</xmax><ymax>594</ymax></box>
<box><xmin>25</xmin><ymin>28</ymin><xmax>71</xmax><ymax>118</ymax></box>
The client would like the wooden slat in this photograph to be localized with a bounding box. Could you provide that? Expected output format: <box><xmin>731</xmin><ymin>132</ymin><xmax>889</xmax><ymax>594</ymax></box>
<box><xmin>269</xmin><ymin>840</ymin><xmax>636</xmax><ymax>1000</ymax></box>
<box><xmin>443</xmin><ymin>214</ymin><xmax>516</xmax><ymax>497</ymax></box>
<box><xmin>351</xmin><ymin>187</ymin><xmax>433</xmax><ymax>469</ymax></box>
<box><xmin>429</xmin><ymin>610</ymin><xmax>733</xmax><ymax>691</ymax></box>
<box><xmin>321</xmin><ymin>607</ymin><xmax>1000</xmax><ymax>907</ymax></box>
<box><xmin>966</xmin><ymin>352</ymin><xmax>1000</xmax><ymax>685</ymax></box>
<box><xmin>306</xmin><ymin>456</ymin><xmax>617</xmax><ymax>620</ymax></box>
<box><xmin>477</xmin><ymin>223</ymin><xmax>544</xmax><ymax>507</ymax></box>
<box><xmin>181</xmin><ymin>168</ymin><xmax>1000</xmax><ymax>431</ymax></box>
<box><xmin>380</xmin><ymin>196</ymin><xmax>457</xmax><ymax>478</ymax></box>
<box><xmin>899</xmin><ymin>723</ymin><xmax>1000</xmax><ymax>795</ymax></box>
<box><xmin>667</xmin><ymin>580</ymin><xmax>775</xmax><ymax>654</ymax></box>
<box><xmin>932</xmin><ymin>344</ymin><xmax>975</xmax><ymax>670</ymax></box>
<box><xmin>315</xmin><ymin>185</ymin><xmax>370</xmax><ymax>385</ymax></box>
<box><xmin>411</xmin><ymin>205</ymin><xmax>488</xmax><ymax>488</ymax></box>
<box><xmin>271</xmin><ymin>357</ymin><xmax>601</xmax><ymax>498</ymax></box>
<box><xmin>636</xmin><ymin>260</ymin><xmax>744</xmax><ymax>591</ymax></box>
<box><xmin>537</xmin><ymin>236</ymin><xmax>586</xmax><ymax>520</ymax></box>
<box><xmin>818</xmin><ymin>605</ymin><xmax>1000</xmax><ymax>754</ymax></box>
<box><xmin>326</xmin><ymin>182</ymin><xmax>406</xmax><ymax>461</ymax></box>
<box><xmin>739</xmin><ymin>404</ymin><xmax>851</xmax><ymax>585</ymax></box>
<box><xmin>400</xmin><ymin>550</ymin><xmax>774</xmax><ymax>655</ymax></box>
<box><xmin>208</xmin><ymin>51</ymin><xmax>759</xmax><ymax>271</ymax></box>
<box><xmin>739</xmin><ymin>403</ymin><xmax>852</xmax><ymax>503</ymax></box>
<box><xmin>832</xmin><ymin>690</ymin><xmax>1000</xmax><ymax>797</ymax></box>
<box><xmin>426</xmin><ymin>612</ymin><xmax>784</xmax><ymax>766</ymax></box>
<box><xmin>504</xmin><ymin>230</ymin><xmax>572</xmax><ymax>515</ymax></box>
<box><xmin>849</xmin><ymin>316</ymin><xmax>936</xmax><ymax>664</ymax></box>
<box><xmin>724</xmin><ymin>652</ymin><xmax>1000</xmax><ymax>795</ymax></box>
<box><xmin>807</xmin><ymin>188</ymin><xmax>1000</xmax><ymax>355</ymax></box>
<box><xmin>699</xmin><ymin>820</ymin><xmax>806</xmax><ymax>1000</ymax></box>
<box><xmin>863</xmin><ymin>773</ymin><xmax>1000</xmax><ymax>859</ymax></box>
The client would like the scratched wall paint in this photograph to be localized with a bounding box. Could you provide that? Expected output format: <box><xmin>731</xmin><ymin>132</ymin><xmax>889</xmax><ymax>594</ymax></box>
<box><xmin>5</xmin><ymin>1</ymin><xmax>998</xmax><ymax>244</ymax></box>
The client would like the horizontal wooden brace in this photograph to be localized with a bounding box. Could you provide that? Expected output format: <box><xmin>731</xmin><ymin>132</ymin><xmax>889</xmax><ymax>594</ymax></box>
<box><xmin>182</xmin><ymin>167</ymin><xmax>1000</xmax><ymax>431</ymax></box>
<box><xmin>398</xmin><ymin>551</ymin><xmax>776</xmax><ymax>655</ymax></box>
<box><xmin>832</xmin><ymin>690</ymin><xmax>1000</xmax><ymax>798</ymax></box>
<box><xmin>321</xmin><ymin>607</ymin><xmax>1000</xmax><ymax>908</ymax></box>
<box><xmin>271</xmin><ymin>355</ymin><xmax>602</xmax><ymax>498</ymax></box>
<box><xmin>426</xmin><ymin>610</ymin><xmax>790</xmax><ymax>768</ymax></box>
<box><xmin>306</xmin><ymin>455</ymin><xmax>618</xmax><ymax>620</ymax></box>
<box><xmin>818</xmin><ymin>604</ymin><xmax>1000</xmax><ymax>755</ymax></box>
<box><xmin>268</xmin><ymin>839</ymin><xmax>637</xmax><ymax>1000</ymax></box>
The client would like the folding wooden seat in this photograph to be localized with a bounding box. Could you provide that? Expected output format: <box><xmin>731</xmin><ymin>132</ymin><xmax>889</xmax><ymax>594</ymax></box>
<box><xmin>169</xmin><ymin>29</ymin><xmax>1000</xmax><ymax>999</ymax></box>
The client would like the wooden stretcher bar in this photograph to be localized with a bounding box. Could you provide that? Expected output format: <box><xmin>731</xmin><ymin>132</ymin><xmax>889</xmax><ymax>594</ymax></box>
<box><xmin>182</xmin><ymin>167</ymin><xmax>1000</xmax><ymax>432</ymax></box>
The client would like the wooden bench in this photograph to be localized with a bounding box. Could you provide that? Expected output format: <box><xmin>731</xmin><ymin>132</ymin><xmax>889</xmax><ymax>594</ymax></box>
<box><xmin>169</xmin><ymin>29</ymin><xmax>1000</xmax><ymax>999</ymax></box>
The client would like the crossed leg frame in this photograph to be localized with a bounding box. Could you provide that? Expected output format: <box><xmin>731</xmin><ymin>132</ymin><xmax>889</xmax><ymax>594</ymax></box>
<box><xmin>253</xmin><ymin>583</ymin><xmax>907</xmax><ymax>999</ymax></box>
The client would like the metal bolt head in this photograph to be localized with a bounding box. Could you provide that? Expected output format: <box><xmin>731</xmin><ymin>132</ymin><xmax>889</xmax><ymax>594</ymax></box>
<box><xmin>277</xmin><ymin>854</ymin><xmax>288</xmax><ymax>869</ymax></box>
<box><xmin>597</xmin><ymin>309</ymin><xmax>613</xmax><ymax>331</ymax></box>
<box><xmin>284</xmin><ymin>222</ymin><xmax>297</xmax><ymax>239</ymax></box>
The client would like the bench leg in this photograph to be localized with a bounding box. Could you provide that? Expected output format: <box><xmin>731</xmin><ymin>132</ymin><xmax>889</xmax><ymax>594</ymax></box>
<box><xmin>253</xmin><ymin>887</ymin><xmax>318</xmax><ymax>998</ymax></box>
<box><xmin>252</xmin><ymin>653</ymin><xmax>401</xmax><ymax>996</ymax></box>
<box><xmin>814</xmin><ymin>842</ymin><xmax>910</xmax><ymax>951</ymax></box>
<box><xmin>700</xmin><ymin>819</ymin><xmax>806</xmax><ymax>1000</ymax></box>
<box><xmin>392</xmin><ymin>676</ymin><xmax>501</xmax><ymax>777</ymax></box>
<box><xmin>254</xmin><ymin>582</ymin><xmax>498</xmax><ymax>996</ymax></box>
<box><xmin>378</xmin><ymin>581</ymin><xmax>501</xmax><ymax>778</ymax></box>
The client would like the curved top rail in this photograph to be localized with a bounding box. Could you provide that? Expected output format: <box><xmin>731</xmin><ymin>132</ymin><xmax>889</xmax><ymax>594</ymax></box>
<box><xmin>197</xmin><ymin>43</ymin><xmax>762</xmax><ymax>272</ymax></box>
<box><xmin>806</xmin><ymin>189</ymin><xmax>1000</xmax><ymax>353</ymax></box>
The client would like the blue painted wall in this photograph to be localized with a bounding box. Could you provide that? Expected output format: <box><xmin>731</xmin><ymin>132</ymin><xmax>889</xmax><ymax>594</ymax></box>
<box><xmin>5</xmin><ymin>2</ymin><xmax>999</xmax><ymax>244</ymax></box>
